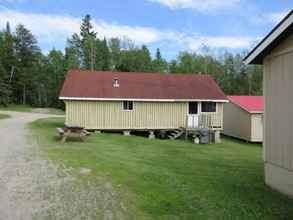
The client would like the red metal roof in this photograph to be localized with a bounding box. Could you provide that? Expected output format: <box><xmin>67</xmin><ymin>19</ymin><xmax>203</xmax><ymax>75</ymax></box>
<box><xmin>60</xmin><ymin>70</ymin><xmax>227</xmax><ymax>101</ymax></box>
<box><xmin>228</xmin><ymin>96</ymin><xmax>263</xmax><ymax>113</ymax></box>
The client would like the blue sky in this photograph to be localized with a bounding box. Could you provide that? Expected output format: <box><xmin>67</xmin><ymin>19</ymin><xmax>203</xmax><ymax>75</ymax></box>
<box><xmin>0</xmin><ymin>0</ymin><xmax>291</xmax><ymax>60</ymax></box>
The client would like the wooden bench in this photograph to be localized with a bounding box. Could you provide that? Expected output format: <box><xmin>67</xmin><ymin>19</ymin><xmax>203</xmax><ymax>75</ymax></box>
<box><xmin>56</xmin><ymin>128</ymin><xmax>65</xmax><ymax>137</ymax></box>
<box><xmin>57</xmin><ymin>124</ymin><xmax>90</xmax><ymax>143</ymax></box>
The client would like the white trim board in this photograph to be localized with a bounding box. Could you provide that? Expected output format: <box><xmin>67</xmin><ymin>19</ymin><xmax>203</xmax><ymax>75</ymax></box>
<box><xmin>244</xmin><ymin>11</ymin><xmax>293</xmax><ymax>65</ymax></box>
<box><xmin>59</xmin><ymin>96</ymin><xmax>229</xmax><ymax>103</ymax></box>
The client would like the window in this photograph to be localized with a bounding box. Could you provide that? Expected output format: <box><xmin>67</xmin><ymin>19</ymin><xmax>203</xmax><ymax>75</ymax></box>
<box><xmin>123</xmin><ymin>101</ymin><xmax>133</xmax><ymax>110</ymax></box>
<box><xmin>188</xmin><ymin>102</ymin><xmax>198</xmax><ymax>114</ymax></box>
<box><xmin>113</xmin><ymin>78</ymin><xmax>119</xmax><ymax>87</ymax></box>
<box><xmin>201</xmin><ymin>102</ymin><xmax>216</xmax><ymax>112</ymax></box>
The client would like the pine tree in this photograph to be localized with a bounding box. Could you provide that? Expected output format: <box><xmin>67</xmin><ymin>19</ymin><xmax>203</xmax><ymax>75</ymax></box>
<box><xmin>66</xmin><ymin>34</ymin><xmax>82</xmax><ymax>69</ymax></box>
<box><xmin>101</xmin><ymin>38</ymin><xmax>110</xmax><ymax>70</ymax></box>
<box><xmin>109</xmin><ymin>38</ymin><xmax>121</xmax><ymax>70</ymax></box>
<box><xmin>152</xmin><ymin>48</ymin><xmax>167</xmax><ymax>72</ymax></box>
<box><xmin>80</xmin><ymin>15</ymin><xmax>97</xmax><ymax>70</ymax></box>
<box><xmin>14</xmin><ymin>24</ymin><xmax>40</xmax><ymax>104</ymax></box>
<box><xmin>0</xmin><ymin>63</ymin><xmax>11</xmax><ymax>106</ymax></box>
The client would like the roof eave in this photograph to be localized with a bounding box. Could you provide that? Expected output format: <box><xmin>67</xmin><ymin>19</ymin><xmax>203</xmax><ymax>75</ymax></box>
<box><xmin>244</xmin><ymin>10</ymin><xmax>293</xmax><ymax>65</ymax></box>
<box><xmin>59</xmin><ymin>96</ymin><xmax>229</xmax><ymax>102</ymax></box>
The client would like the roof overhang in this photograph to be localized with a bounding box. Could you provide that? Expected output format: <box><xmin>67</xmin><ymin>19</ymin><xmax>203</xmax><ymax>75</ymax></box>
<box><xmin>59</xmin><ymin>97</ymin><xmax>229</xmax><ymax>103</ymax></box>
<box><xmin>249</xmin><ymin>111</ymin><xmax>263</xmax><ymax>114</ymax></box>
<box><xmin>244</xmin><ymin>10</ymin><xmax>293</xmax><ymax>65</ymax></box>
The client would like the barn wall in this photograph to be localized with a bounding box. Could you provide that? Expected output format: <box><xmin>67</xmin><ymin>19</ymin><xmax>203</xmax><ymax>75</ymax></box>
<box><xmin>223</xmin><ymin>102</ymin><xmax>251</xmax><ymax>141</ymax></box>
<box><xmin>65</xmin><ymin>100</ymin><xmax>224</xmax><ymax>130</ymax></box>
<box><xmin>263</xmin><ymin>34</ymin><xmax>293</xmax><ymax>197</ymax></box>
<box><xmin>65</xmin><ymin>100</ymin><xmax>187</xmax><ymax>130</ymax></box>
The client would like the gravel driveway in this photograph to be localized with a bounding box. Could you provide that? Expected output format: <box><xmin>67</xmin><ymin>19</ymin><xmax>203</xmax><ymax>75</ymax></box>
<box><xmin>0</xmin><ymin>111</ymin><xmax>130</xmax><ymax>220</ymax></box>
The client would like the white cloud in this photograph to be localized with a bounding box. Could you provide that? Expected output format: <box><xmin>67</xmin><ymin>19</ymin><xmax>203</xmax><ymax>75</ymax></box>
<box><xmin>249</xmin><ymin>10</ymin><xmax>289</xmax><ymax>25</ymax></box>
<box><xmin>0</xmin><ymin>9</ymin><xmax>162</xmax><ymax>44</ymax></box>
<box><xmin>94</xmin><ymin>21</ymin><xmax>161</xmax><ymax>44</ymax></box>
<box><xmin>147</xmin><ymin>0</ymin><xmax>241</xmax><ymax>13</ymax></box>
<box><xmin>186</xmin><ymin>36</ymin><xmax>254</xmax><ymax>50</ymax></box>
<box><xmin>267</xmin><ymin>11</ymin><xmax>288</xmax><ymax>24</ymax></box>
<box><xmin>169</xmin><ymin>33</ymin><xmax>255</xmax><ymax>51</ymax></box>
<box><xmin>0</xmin><ymin>9</ymin><xmax>255</xmax><ymax>53</ymax></box>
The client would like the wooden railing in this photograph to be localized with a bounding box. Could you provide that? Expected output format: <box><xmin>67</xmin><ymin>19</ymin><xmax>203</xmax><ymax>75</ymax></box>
<box><xmin>186</xmin><ymin>113</ymin><xmax>222</xmax><ymax>130</ymax></box>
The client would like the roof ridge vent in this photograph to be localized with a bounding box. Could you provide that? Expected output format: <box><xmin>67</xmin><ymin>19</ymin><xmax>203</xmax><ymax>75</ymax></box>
<box><xmin>113</xmin><ymin>78</ymin><xmax>120</xmax><ymax>88</ymax></box>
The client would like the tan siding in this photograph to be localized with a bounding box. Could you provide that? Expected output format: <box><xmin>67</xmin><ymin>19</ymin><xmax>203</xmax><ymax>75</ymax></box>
<box><xmin>65</xmin><ymin>101</ymin><xmax>188</xmax><ymax>130</ymax></box>
<box><xmin>223</xmin><ymin>102</ymin><xmax>252</xmax><ymax>141</ymax></box>
<box><xmin>264</xmin><ymin>35</ymin><xmax>293</xmax><ymax>172</ymax></box>
<box><xmin>65</xmin><ymin>101</ymin><xmax>224</xmax><ymax>130</ymax></box>
<box><xmin>250</xmin><ymin>114</ymin><xmax>263</xmax><ymax>142</ymax></box>
<box><xmin>267</xmin><ymin>34</ymin><xmax>293</xmax><ymax>58</ymax></box>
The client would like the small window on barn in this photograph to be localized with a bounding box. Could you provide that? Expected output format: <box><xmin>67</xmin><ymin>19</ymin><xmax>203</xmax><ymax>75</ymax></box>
<box><xmin>123</xmin><ymin>101</ymin><xmax>133</xmax><ymax>111</ymax></box>
<box><xmin>113</xmin><ymin>78</ymin><xmax>119</xmax><ymax>87</ymax></box>
<box><xmin>201</xmin><ymin>102</ymin><xmax>216</xmax><ymax>112</ymax></box>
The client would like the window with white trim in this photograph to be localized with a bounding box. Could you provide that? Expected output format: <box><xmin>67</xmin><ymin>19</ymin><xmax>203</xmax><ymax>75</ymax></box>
<box><xmin>201</xmin><ymin>102</ymin><xmax>216</xmax><ymax>112</ymax></box>
<box><xmin>123</xmin><ymin>101</ymin><xmax>133</xmax><ymax>110</ymax></box>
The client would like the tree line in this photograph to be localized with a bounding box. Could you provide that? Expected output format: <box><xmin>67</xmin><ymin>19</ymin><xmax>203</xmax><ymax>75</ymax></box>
<box><xmin>0</xmin><ymin>14</ymin><xmax>262</xmax><ymax>109</ymax></box>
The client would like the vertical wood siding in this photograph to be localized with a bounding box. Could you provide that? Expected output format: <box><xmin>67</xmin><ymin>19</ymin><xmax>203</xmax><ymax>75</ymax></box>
<box><xmin>223</xmin><ymin>102</ymin><xmax>252</xmax><ymax>141</ymax></box>
<box><xmin>65</xmin><ymin>101</ymin><xmax>223</xmax><ymax>130</ymax></box>
<box><xmin>264</xmin><ymin>34</ymin><xmax>293</xmax><ymax>171</ymax></box>
<box><xmin>65</xmin><ymin>101</ymin><xmax>187</xmax><ymax>129</ymax></box>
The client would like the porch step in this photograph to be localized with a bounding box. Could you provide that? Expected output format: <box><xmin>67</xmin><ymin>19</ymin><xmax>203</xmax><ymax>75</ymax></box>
<box><xmin>168</xmin><ymin>128</ymin><xmax>185</xmax><ymax>140</ymax></box>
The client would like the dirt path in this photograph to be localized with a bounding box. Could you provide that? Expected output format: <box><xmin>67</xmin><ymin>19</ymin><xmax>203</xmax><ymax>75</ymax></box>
<box><xmin>0</xmin><ymin>111</ymin><xmax>130</xmax><ymax>220</ymax></box>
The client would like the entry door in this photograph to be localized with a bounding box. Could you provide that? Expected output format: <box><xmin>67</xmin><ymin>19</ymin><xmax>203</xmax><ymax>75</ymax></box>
<box><xmin>187</xmin><ymin>102</ymin><xmax>199</xmax><ymax>128</ymax></box>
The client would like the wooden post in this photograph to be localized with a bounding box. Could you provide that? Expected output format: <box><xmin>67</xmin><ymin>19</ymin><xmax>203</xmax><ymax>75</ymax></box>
<box><xmin>185</xmin><ymin>115</ymin><xmax>188</xmax><ymax>140</ymax></box>
<box><xmin>214</xmin><ymin>130</ymin><xmax>221</xmax><ymax>143</ymax></box>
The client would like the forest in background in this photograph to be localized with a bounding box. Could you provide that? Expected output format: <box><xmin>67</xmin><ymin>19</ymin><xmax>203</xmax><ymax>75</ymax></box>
<box><xmin>0</xmin><ymin>15</ymin><xmax>262</xmax><ymax>109</ymax></box>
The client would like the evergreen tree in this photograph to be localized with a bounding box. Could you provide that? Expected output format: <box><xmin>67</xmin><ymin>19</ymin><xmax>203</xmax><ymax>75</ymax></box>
<box><xmin>80</xmin><ymin>14</ymin><xmax>97</xmax><ymax>70</ymax></box>
<box><xmin>109</xmin><ymin>38</ymin><xmax>121</xmax><ymax>70</ymax></box>
<box><xmin>0</xmin><ymin>63</ymin><xmax>11</xmax><ymax>106</ymax></box>
<box><xmin>101</xmin><ymin>38</ymin><xmax>110</xmax><ymax>70</ymax></box>
<box><xmin>66</xmin><ymin>34</ymin><xmax>82</xmax><ymax>70</ymax></box>
<box><xmin>14</xmin><ymin>24</ymin><xmax>40</xmax><ymax>104</ymax></box>
<box><xmin>152</xmin><ymin>48</ymin><xmax>167</xmax><ymax>72</ymax></box>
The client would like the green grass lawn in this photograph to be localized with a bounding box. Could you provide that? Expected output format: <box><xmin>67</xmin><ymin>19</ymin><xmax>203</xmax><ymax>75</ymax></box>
<box><xmin>0</xmin><ymin>104</ymin><xmax>64</xmax><ymax>115</ymax></box>
<box><xmin>0</xmin><ymin>113</ymin><xmax>11</xmax><ymax>120</ymax></box>
<box><xmin>0</xmin><ymin>104</ymin><xmax>33</xmax><ymax>112</ymax></box>
<box><xmin>30</xmin><ymin>117</ymin><xmax>293</xmax><ymax>220</ymax></box>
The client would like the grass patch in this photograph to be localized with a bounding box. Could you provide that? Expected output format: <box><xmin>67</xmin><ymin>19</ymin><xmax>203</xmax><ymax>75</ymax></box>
<box><xmin>0</xmin><ymin>104</ymin><xmax>64</xmax><ymax>115</ymax></box>
<box><xmin>0</xmin><ymin>104</ymin><xmax>33</xmax><ymax>112</ymax></box>
<box><xmin>0</xmin><ymin>113</ymin><xmax>11</xmax><ymax>120</ymax></box>
<box><xmin>30</xmin><ymin>117</ymin><xmax>293</xmax><ymax>220</ymax></box>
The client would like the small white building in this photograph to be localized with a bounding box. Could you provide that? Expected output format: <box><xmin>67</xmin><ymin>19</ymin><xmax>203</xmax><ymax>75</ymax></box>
<box><xmin>223</xmin><ymin>96</ymin><xmax>263</xmax><ymax>142</ymax></box>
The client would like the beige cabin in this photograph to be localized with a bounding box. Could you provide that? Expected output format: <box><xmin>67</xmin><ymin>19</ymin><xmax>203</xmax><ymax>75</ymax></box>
<box><xmin>64</xmin><ymin>100</ymin><xmax>224</xmax><ymax>130</ymax></box>
<box><xmin>60</xmin><ymin>70</ymin><xmax>228</xmax><ymax>135</ymax></box>
<box><xmin>223</xmin><ymin>96</ymin><xmax>263</xmax><ymax>142</ymax></box>
<box><xmin>244</xmin><ymin>10</ymin><xmax>293</xmax><ymax>197</ymax></box>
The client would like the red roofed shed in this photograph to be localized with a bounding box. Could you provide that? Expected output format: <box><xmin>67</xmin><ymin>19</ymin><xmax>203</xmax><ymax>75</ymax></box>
<box><xmin>223</xmin><ymin>96</ymin><xmax>263</xmax><ymax>142</ymax></box>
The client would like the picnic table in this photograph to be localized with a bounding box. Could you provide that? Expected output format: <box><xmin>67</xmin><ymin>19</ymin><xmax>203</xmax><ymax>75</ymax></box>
<box><xmin>57</xmin><ymin>123</ymin><xmax>90</xmax><ymax>143</ymax></box>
